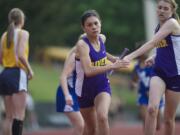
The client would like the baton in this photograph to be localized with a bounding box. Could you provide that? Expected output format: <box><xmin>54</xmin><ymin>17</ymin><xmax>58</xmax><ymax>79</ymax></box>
<box><xmin>108</xmin><ymin>48</ymin><xmax>129</xmax><ymax>75</ymax></box>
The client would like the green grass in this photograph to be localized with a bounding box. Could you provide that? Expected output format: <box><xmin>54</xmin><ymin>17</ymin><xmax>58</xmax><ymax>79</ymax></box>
<box><xmin>29</xmin><ymin>63</ymin><xmax>60</xmax><ymax>102</ymax></box>
<box><xmin>112</xmin><ymin>86</ymin><xmax>137</xmax><ymax>107</ymax></box>
<box><xmin>29</xmin><ymin>63</ymin><xmax>137</xmax><ymax>107</ymax></box>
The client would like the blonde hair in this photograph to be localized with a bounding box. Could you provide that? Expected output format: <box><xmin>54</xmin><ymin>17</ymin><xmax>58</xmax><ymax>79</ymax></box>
<box><xmin>7</xmin><ymin>8</ymin><xmax>25</xmax><ymax>48</ymax></box>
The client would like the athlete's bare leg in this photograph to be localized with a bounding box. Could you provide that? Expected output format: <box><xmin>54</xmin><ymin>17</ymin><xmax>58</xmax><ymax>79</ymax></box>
<box><xmin>3</xmin><ymin>96</ymin><xmax>13</xmax><ymax>135</ymax></box>
<box><xmin>164</xmin><ymin>90</ymin><xmax>180</xmax><ymax>135</ymax></box>
<box><xmin>95</xmin><ymin>92</ymin><xmax>111</xmax><ymax>135</ymax></box>
<box><xmin>80</xmin><ymin>107</ymin><xmax>97</xmax><ymax>135</ymax></box>
<box><xmin>66</xmin><ymin>111</ymin><xmax>84</xmax><ymax>135</ymax></box>
<box><xmin>145</xmin><ymin>77</ymin><xmax>165</xmax><ymax>135</ymax></box>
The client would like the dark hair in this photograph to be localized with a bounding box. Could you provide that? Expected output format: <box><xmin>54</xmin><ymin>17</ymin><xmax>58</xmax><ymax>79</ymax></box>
<box><xmin>157</xmin><ymin>0</ymin><xmax>179</xmax><ymax>21</ymax></box>
<box><xmin>81</xmin><ymin>9</ymin><xmax>101</xmax><ymax>26</ymax></box>
<box><xmin>7</xmin><ymin>8</ymin><xmax>25</xmax><ymax>48</ymax></box>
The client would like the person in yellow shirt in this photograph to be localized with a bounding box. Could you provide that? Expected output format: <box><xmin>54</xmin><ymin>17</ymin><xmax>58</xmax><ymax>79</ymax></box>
<box><xmin>0</xmin><ymin>8</ymin><xmax>33</xmax><ymax>135</ymax></box>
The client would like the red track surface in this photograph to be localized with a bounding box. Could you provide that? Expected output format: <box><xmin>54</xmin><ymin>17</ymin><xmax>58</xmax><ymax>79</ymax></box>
<box><xmin>24</xmin><ymin>122</ymin><xmax>180</xmax><ymax>135</ymax></box>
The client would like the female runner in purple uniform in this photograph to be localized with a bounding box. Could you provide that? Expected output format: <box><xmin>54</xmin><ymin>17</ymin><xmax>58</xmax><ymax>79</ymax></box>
<box><xmin>75</xmin><ymin>10</ymin><xmax>129</xmax><ymax>135</ymax></box>
<box><xmin>124</xmin><ymin>0</ymin><xmax>180</xmax><ymax>135</ymax></box>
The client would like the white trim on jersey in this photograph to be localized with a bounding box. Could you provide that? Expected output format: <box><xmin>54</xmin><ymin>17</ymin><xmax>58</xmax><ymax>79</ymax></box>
<box><xmin>75</xmin><ymin>61</ymin><xmax>84</xmax><ymax>97</ymax></box>
<box><xmin>19</xmin><ymin>69</ymin><xmax>28</xmax><ymax>91</ymax></box>
<box><xmin>172</xmin><ymin>36</ymin><xmax>180</xmax><ymax>75</ymax></box>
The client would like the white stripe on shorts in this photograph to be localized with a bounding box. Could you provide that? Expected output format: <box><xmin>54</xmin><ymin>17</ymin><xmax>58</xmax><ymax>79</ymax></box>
<box><xmin>19</xmin><ymin>69</ymin><xmax>28</xmax><ymax>92</ymax></box>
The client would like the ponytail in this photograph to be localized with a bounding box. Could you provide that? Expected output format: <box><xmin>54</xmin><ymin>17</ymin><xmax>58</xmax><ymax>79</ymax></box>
<box><xmin>7</xmin><ymin>8</ymin><xmax>25</xmax><ymax>48</ymax></box>
<box><xmin>7</xmin><ymin>22</ymin><xmax>15</xmax><ymax>48</ymax></box>
<box><xmin>173</xmin><ymin>12</ymin><xmax>180</xmax><ymax>23</ymax></box>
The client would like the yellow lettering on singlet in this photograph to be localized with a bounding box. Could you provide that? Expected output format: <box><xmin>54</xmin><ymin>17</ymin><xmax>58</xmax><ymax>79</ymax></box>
<box><xmin>156</xmin><ymin>40</ymin><xmax>168</xmax><ymax>48</ymax></box>
<box><xmin>91</xmin><ymin>57</ymin><xmax>107</xmax><ymax>66</ymax></box>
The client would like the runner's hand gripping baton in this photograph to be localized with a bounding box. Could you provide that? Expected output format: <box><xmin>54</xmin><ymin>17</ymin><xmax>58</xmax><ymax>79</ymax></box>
<box><xmin>109</xmin><ymin>48</ymin><xmax>129</xmax><ymax>75</ymax></box>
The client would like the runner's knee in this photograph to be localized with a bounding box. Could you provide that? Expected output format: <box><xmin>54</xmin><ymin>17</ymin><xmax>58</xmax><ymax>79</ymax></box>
<box><xmin>164</xmin><ymin>116</ymin><xmax>175</xmax><ymax>127</ymax></box>
<box><xmin>76</xmin><ymin>120</ymin><xmax>84</xmax><ymax>133</ymax></box>
<box><xmin>97</xmin><ymin>113</ymin><xmax>108</xmax><ymax>124</ymax></box>
<box><xmin>147</xmin><ymin>105</ymin><xmax>158</xmax><ymax>118</ymax></box>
